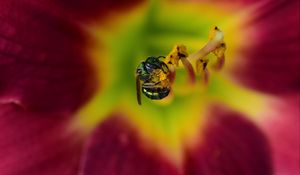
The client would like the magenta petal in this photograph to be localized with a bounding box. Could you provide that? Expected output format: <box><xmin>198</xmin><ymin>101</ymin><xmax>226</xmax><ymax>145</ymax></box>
<box><xmin>0</xmin><ymin>1</ymin><xmax>96</xmax><ymax>112</ymax></box>
<box><xmin>184</xmin><ymin>108</ymin><xmax>273</xmax><ymax>175</ymax></box>
<box><xmin>54</xmin><ymin>0</ymin><xmax>144</xmax><ymax>20</ymax></box>
<box><xmin>0</xmin><ymin>103</ymin><xmax>83</xmax><ymax>175</ymax></box>
<box><xmin>80</xmin><ymin>115</ymin><xmax>179</xmax><ymax>175</ymax></box>
<box><xmin>259</xmin><ymin>95</ymin><xmax>300</xmax><ymax>175</ymax></box>
<box><xmin>231</xmin><ymin>0</ymin><xmax>300</xmax><ymax>94</ymax></box>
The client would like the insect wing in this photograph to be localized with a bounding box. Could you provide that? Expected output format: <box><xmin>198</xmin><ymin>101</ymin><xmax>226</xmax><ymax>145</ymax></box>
<box><xmin>135</xmin><ymin>74</ymin><xmax>142</xmax><ymax>105</ymax></box>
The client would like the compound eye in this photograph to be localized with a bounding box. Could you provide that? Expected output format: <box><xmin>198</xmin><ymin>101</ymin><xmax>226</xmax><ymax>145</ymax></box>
<box><xmin>145</xmin><ymin>56</ymin><xmax>162</xmax><ymax>70</ymax></box>
<box><xmin>136</xmin><ymin>63</ymin><xmax>144</xmax><ymax>74</ymax></box>
<box><xmin>145</xmin><ymin>62</ymin><xmax>159</xmax><ymax>72</ymax></box>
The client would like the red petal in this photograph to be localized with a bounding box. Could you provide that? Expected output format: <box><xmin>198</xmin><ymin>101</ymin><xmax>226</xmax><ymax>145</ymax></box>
<box><xmin>258</xmin><ymin>95</ymin><xmax>300</xmax><ymax>175</ymax></box>
<box><xmin>0</xmin><ymin>1</ymin><xmax>96</xmax><ymax>112</ymax></box>
<box><xmin>184</xmin><ymin>107</ymin><xmax>273</xmax><ymax>175</ymax></box>
<box><xmin>80</xmin><ymin>115</ymin><xmax>179</xmax><ymax>175</ymax></box>
<box><xmin>0</xmin><ymin>103</ymin><xmax>83</xmax><ymax>175</ymax></box>
<box><xmin>231</xmin><ymin>0</ymin><xmax>300</xmax><ymax>94</ymax></box>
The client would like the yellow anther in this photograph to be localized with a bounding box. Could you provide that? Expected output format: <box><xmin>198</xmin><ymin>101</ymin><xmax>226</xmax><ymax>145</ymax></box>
<box><xmin>209</xmin><ymin>26</ymin><xmax>224</xmax><ymax>42</ymax></box>
<box><xmin>213</xmin><ymin>42</ymin><xmax>226</xmax><ymax>57</ymax></box>
<box><xmin>196</xmin><ymin>58</ymin><xmax>209</xmax><ymax>74</ymax></box>
<box><xmin>165</xmin><ymin>44</ymin><xmax>189</xmax><ymax>66</ymax></box>
<box><xmin>212</xmin><ymin>42</ymin><xmax>226</xmax><ymax>70</ymax></box>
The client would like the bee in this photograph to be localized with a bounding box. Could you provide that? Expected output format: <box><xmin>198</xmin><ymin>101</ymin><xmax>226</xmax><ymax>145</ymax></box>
<box><xmin>135</xmin><ymin>26</ymin><xmax>226</xmax><ymax>105</ymax></box>
<box><xmin>135</xmin><ymin>45</ymin><xmax>195</xmax><ymax>105</ymax></box>
<box><xmin>135</xmin><ymin>56</ymin><xmax>170</xmax><ymax>104</ymax></box>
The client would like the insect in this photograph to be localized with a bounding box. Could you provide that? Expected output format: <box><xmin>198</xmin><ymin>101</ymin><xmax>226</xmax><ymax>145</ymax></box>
<box><xmin>135</xmin><ymin>45</ymin><xmax>195</xmax><ymax>105</ymax></box>
<box><xmin>135</xmin><ymin>26</ymin><xmax>226</xmax><ymax>105</ymax></box>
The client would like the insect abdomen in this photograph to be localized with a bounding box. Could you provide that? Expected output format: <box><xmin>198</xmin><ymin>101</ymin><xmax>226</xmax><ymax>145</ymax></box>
<box><xmin>142</xmin><ymin>87</ymin><xmax>170</xmax><ymax>100</ymax></box>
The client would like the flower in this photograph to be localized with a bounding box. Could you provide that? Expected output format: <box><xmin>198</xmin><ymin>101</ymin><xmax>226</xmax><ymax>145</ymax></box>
<box><xmin>0</xmin><ymin>0</ymin><xmax>299</xmax><ymax>175</ymax></box>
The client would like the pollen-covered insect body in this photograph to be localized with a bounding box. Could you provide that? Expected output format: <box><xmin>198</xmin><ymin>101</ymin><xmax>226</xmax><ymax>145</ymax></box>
<box><xmin>135</xmin><ymin>56</ymin><xmax>171</xmax><ymax>105</ymax></box>
<box><xmin>135</xmin><ymin>45</ymin><xmax>196</xmax><ymax>105</ymax></box>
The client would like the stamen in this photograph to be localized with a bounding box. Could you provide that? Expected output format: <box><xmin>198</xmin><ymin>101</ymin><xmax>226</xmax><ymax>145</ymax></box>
<box><xmin>196</xmin><ymin>59</ymin><xmax>209</xmax><ymax>85</ymax></box>
<box><xmin>167</xmin><ymin>64</ymin><xmax>176</xmax><ymax>85</ymax></box>
<box><xmin>188</xmin><ymin>26</ymin><xmax>226</xmax><ymax>83</ymax></box>
<box><xmin>165</xmin><ymin>44</ymin><xmax>196</xmax><ymax>85</ymax></box>
<box><xmin>181</xmin><ymin>57</ymin><xmax>196</xmax><ymax>84</ymax></box>
<box><xmin>164</xmin><ymin>44</ymin><xmax>188</xmax><ymax>66</ymax></box>
<box><xmin>212</xmin><ymin>42</ymin><xmax>226</xmax><ymax>71</ymax></box>
<box><xmin>188</xmin><ymin>26</ymin><xmax>225</xmax><ymax>62</ymax></box>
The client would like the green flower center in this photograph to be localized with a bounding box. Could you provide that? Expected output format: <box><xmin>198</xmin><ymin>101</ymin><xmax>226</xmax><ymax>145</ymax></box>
<box><xmin>73</xmin><ymin>0</ymin><xmax>271</xmax><ymax>165</ymax></box>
